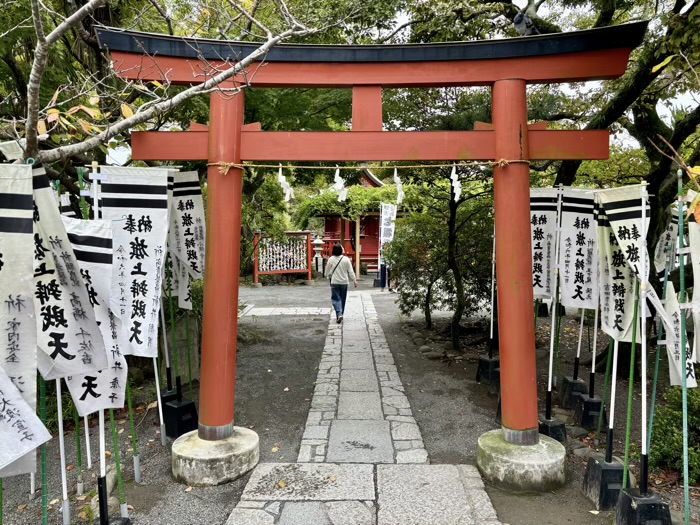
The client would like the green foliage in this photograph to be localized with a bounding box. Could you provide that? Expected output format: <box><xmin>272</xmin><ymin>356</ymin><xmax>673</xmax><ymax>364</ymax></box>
<box><xmin>383</xmin><ymin>178</ymin><xmax>492</xmax><ymax>327</ymax></box>
<box><xmin>294</xmin><ymin>184</ymin><xmax>401</xmax><ymax>227</ymax></box>
<box><xmin>649</xmin><ymin>387</ymin><xmax>700</xmax><ymax>484</ymax></box>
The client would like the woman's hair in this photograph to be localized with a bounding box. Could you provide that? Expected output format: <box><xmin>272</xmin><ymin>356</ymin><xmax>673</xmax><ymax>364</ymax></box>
<box><xmin>332</xmin><ymin>243</ymin><xmax>343</xmax><ymax>256</ymax></box>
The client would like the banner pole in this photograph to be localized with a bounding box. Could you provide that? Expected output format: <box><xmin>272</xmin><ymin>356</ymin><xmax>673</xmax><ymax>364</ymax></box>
<box><xmin>605</xmin><ymin>339</ymin><xmax>620</xmax><ymax>463</ymax></box>
<box><xmin>573</xmin><ymin>309</ymin><xmax>585</xmax><ymax>380</ymax></box>
<box><xmin>152</xmin><ymin>357</ymin><xmax>167</xmax><ymax>446</ymax></box>
<box><xmin>589</xmin><ymin>307</ymin><xmax>599</xmax><ymax>396</ymax></box>
<box><xmin>185</xmin><ymin>312</ymin><xmax>194</xmax><ymax>397</ymax></box>
<box><xmin>639</xmin><ymin>182</ymin><xmax>650</xmax><ymax>495</ymax></box>
<box><xmin>545</xmin><ymin>187</ymin><xmax>564</xmax><ymax>419</ymax></box>
<box><xmin>160</xmin><ymin>300</ymin><xmax>172</xmax><ymax>392</ymax></box>
<box><xmin>97</xmin><ymin>410</ymin><xmax>108</xmax><ymax>525</ymax></box>
<box><xmin>647</xmin><ymin>226</ymin><xmax>674</xmax><ymax>450</ymax></box>
<box><xmin>109</xmin><ymin>409</ymin><xmax>129</xmax><ymax>519</ymax></box>
<box><xmin>166</xmin><ymin>256</ymin><xmax>182</xmax><ymax>401</ymax></box>
<box><xmin>489</xmin><ymin>224</ymin><xmax>496</xmax><ymax>359</ymax></box>
<box><xmin>622</xmin><ymin>280</ymin><xmax>640</xmax><ymax>488</ymax></box>
<box><xmin>677</xmin><ymin>169</ymin><xmax>691</xmax><ymax>525</ymax></box>
<box><xmin>55</xmin><ymin>380</ymin><xmax>70</xmax><ymax>525</ymax></box>
<box><xmin>40</xmin><ymin>376</ymin><xmax>48</xmax><ymax>525</ymax></box>
<box><xmin>596</xmin><ymin>338</ymin><xmax>613</xmax><ymax>443</ymax></box>
<box><xmin>74</xmin><ymin>406</ymin><xmax>84</xmax><ymax>495</ymax></box>
<box><xmin>84</xmin><ymin>416</ymin><xmax>92</xmax><ymax>469</ymax></box>
<box><xmin>125</xmin><ymin>382</ymin><xmax>141</xmax><ymax>482</ymax></box>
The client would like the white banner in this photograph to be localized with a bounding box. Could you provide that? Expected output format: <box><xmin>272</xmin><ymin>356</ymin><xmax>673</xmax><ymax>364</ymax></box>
<box><xmin>62</xmin><ymin>218</ymin><xmax>128</xmax><ymax>416</ymax></box>
<box><xmin>34</xmin><ymin>173</ymin><xmax>107</xmax><ymax>380</ymax></box>
<box><xmin>530</xmin><ymin>188</ymin><xmax>559</xmax><ymax>300</ymax></box>
<box><xmin>596</xmin><ymin>199</ymin><xmax>638</xmax><ymax>342</ymax></box>
<box><xmin>60</xmin><ymin>193</ymin><xmax>77</xmax><ymax>218</ymax></box>
<box><xmin>688</xmin><ymin>206</ymin><xmax>700</xmax><ymax>362</ymax></box>
<box><xmin>559</xmin><ymin>189</ymin><xmax>598</xmax><ymax>309</ymax></box>
<box><xmin>663</xmin><ymin>282</ymin><xmax>696</xmax><ymax>387</ymax></box>
<box><xmin>177</xmin><ymin>257</ymin><xmax>193</xmax><ymax>310</ymax></box>
<box><xmin>0</xmin><ymin>367</ymin><xmax>51</xmax><ymax>472</ymax></box>
<box><xmin>172</xmin><ymin>171</ymin><xmax>205</xmax><ymax>279</ymax></box>
<box><xmin>0</xmin><ymin>165</ymin><xmax>38</xmax><ymax>477</ymax></box>
<box><xmin>379</xmin><ymin>202</ymin><xmax>397</xmax><ymax>266</ymax></box>
<box><xmin>654</xmin><ymin>206</ymin><xmax>678</xmax><ymax>278</ymax></box>
<box><xmin>99</xmin><ymin>168</ymin><xmax>169</xmax><ymax>358</ymax></box>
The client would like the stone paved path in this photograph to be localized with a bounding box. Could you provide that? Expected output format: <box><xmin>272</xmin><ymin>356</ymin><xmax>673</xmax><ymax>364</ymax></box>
<box><xmin>227</xmin><ymin>292</ymin><xmax>501</xmax><ymax>525</ymax></box>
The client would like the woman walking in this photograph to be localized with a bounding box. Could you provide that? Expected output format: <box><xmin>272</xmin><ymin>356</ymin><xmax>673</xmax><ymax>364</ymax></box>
<box><xmin>324</xmin><ymin>244</ymin><xmax>357</xmax><ymax>323</ymax></box>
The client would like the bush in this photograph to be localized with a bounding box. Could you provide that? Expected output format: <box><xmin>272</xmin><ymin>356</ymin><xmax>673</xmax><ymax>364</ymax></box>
<box><xmin>649</xmin><ymin>386</ymin><xmax>700</xmax><ymax>484</ymax></box>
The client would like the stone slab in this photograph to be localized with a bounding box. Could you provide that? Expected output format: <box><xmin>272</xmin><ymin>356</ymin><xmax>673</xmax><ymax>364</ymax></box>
<box><xmin>279</xmin><ymin>502</ymin><xmax>331</xmax><ymax>525</ymax></box>
<box><xmin>337</xmin><ymin>392</ymin><xmax>383</xmax><ymax>420</ymax></box>
<box><xmin>226</xmin><ymin>508</ymin><xmax>275</xmax><ymax>525</ymax></box>
<box><xmin>342</xmin><ymin>353</ymin><xmax>375</xmax><ymax>370</ymax></box>
<box><xmin>241</xmin><ymin>463</ymin><xmax>375</xmax><ymax>501</ymax></box>
<box><xmin>327</xmin><ymin>420</ymin><xmax>394</xmax><ymax>464</ymax></box>
<box><xmin>377</xmin><ymin>465</ymin><xmax>475</xmax><ymax>525</ymax></box>
<box><xmin>340</xmin><ymin>370</ymin><xmax>379</xmax><ymax>392</ymax></box>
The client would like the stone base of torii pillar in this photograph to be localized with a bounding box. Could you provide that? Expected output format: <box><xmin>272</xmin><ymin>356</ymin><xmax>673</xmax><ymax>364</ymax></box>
<box><xmin>171</xmin><ymin>428</ymin><xmax>259</xmax><ymax>486</ymax></box>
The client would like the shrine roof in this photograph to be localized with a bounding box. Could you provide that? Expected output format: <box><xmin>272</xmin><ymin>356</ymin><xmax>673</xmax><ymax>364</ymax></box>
<box><xmin>95</xmin><ymin>22</ymin><xmax>647</xmax><ymax>64</ymax></box>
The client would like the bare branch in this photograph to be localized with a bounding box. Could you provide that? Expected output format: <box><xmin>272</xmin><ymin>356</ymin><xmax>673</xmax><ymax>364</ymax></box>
<box><xmin>147</xmin><ymin>0</ymin><xmax>174</xmax><ymax>35</ymax></box>
<box><xmin>227</xmin><ymin>0</ymin><xmax>272</xmax><ymax>38</ymax></box>
<box><xmin>45</xmin><ymin>0</ymin><xmax>106</xmax><ymax>46</ymax></box>
<box><xmin>36</xmin><ymin>23</ymin><xmax>319</xmax><ymax>164</ymax></box>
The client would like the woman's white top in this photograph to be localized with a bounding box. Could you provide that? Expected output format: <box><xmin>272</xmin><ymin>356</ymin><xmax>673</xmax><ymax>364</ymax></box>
<box><xmin>324</xmin><ymin>255</ymin><xmax>356</xmax><ymax>285</ymax></box>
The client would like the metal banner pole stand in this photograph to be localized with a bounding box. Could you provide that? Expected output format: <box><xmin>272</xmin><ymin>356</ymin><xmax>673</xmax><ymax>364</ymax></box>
<box><xmin>583</xmin><ymin>339</ymin><xmax>627</xmax><ymax>510</ymax></box>
<box><xmin>477</xmin><ymin>226</ymin><xmax>499</xmax><ymax>386</ymax></box>
<box><xmin>109</xmin><ymin>409</ymin><xmax>131</xmax><ymax>524</ymax></box>
<box><xmin>125</xmin><ymin>383</ymin><xmax>141</xmax><ymax>482</ymax></box>
<box><xmin>559</xmin><ymin>310</ymin><xmax>589</xmax><ymax>408</ymax></box>
<box><xmin>55</xmin><ymin>380</ymin><xmax>70</xmax><ymax>525</ymax></box>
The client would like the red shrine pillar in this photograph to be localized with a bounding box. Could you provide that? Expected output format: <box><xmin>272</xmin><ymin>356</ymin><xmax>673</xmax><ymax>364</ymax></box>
<box><xmin>199</xmin><ymin>91</ymin><xmax>245</xmax><ymax>440</ymax></box>
<box><xmin>492</xmin><ymin>79</ymin><xmax>539</xmax><ymax>445</ymax></box>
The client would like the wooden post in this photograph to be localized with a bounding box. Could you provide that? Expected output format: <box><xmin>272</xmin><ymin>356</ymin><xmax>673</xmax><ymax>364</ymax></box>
<box><xmin>253</xmin><ymin>233</ymin><xmax>260</xmax><ymax>284</ymax></box>
<box><xmin>355</xmin><ymin>219</ymin><xmax>361</xmax><ymax>278</ymax></box>
<box><xmin>198</xmin><ymin>91</ymin><xmax>245</xmax><ymax>441</ymax></box>
<box><xmin>492</xmin><ymin>79</ymin><xmax>539</xmax><ymax>445</ymax></box>
<box><xmin>306</xmin><ymin>232</ymin><xmax>313</xmax><ymax>281</ymax></box>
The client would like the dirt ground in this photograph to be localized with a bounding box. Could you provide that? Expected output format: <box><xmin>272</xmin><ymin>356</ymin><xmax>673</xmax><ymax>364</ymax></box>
<box><xmin>3</xmin><ymin>279</ymin><xmax>697</xmax><ymax>524</ymax></box>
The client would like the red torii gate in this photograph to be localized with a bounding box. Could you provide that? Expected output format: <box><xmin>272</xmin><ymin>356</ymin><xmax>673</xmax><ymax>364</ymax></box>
<box><xmin>96</xmin><ymin>22</ymin><xmax>645</xmax><ymax>461</ymax></box>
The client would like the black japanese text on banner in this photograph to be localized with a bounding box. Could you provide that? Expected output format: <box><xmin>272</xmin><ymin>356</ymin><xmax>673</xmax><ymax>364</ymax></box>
<box><xmin>559</xmin><ymin>189</ymin><xmax>598</xmax><ymax>310</ymax></box>
<box><xmin>172</xmin><ymin>171</ymin><xmax>205</xmax><ymax>280</ymax></box>
<box><xmin>379</xmin><ymin>202</ymin><xmax>397</xmax><ymax>267</ymax></box>
<box><xmin>99</xmin><ymin>168</ymin><xmax>169</xmax><ymax>358</ymax></box>
<box><xmin>530</xmin><ymin>188</ymin><xmax>559</xmax><ymax>300</ymax></box>
<box><xmin>0</xmin><ymin>367</ymin><xmax>51</xmax><ymax>471</ymax></box>
<box><xmin>654</xmin><ymin>206</ymin><xmax>678</xmax><ymax>278</ymax></box>
<box><xmin>34</xmin><ymin>173</ymin><xmax>107</xmax><ymax>380</ymax></box>
<box><xmin>62</xmin><ymin>218</ymin><xmax>128</xmax><ymax>416</ymax></box>
<box><xmin>0</xmin><ymin>165</ymin><xmax>38</xmax><ymax>477</ymax></box>
<box><xmin>663</xmin><ymin>282</ymin><xmax>697</xmax><ymax>387</ymax></box>
<box><xmin>598</xmin><ymin>186</ymin><xmax>677</xmax><ymax>347</ymax></box>
<box><xmin>596</xmin><ymin>199</ymin><xmax>638</xmax><ymax>342</ymax></box>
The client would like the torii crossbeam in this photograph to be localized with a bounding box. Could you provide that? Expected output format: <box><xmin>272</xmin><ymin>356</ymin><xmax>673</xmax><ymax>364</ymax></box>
<box><xmin>96</xmin><ymin>22</ymin><xmax>646</xmax><ymax>485</ymax></box>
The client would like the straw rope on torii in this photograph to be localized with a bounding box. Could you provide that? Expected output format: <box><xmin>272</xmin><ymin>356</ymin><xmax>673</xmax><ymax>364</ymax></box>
<box><xmin>207</xmin><ymin>159</ymin><xmax>532</xmax><ymax>175</ymax></box>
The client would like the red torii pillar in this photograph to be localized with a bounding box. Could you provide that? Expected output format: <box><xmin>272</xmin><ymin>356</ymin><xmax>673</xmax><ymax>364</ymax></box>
<box><xmin>95</xmin><ymin>22</ymin><xmax>647</xmax><ymax>487</ymax></box>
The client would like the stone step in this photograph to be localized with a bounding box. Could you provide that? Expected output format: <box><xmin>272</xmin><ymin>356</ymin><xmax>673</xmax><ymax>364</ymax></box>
<box><xmin>229</xmin><ymin>463</ymin><xmax>501</xmax><ymax>525</ymax></box>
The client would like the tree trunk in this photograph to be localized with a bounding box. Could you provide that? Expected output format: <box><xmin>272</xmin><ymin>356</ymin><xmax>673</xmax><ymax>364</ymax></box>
<box><xmin>424</xmin><ymin>283</ymin><xmax>432</xmax><ymax>329</ymax></box>
<box><xmin>448</xmin><ymin>192</ymin><xmax>466</xmax><ymax>352</ymax></box>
